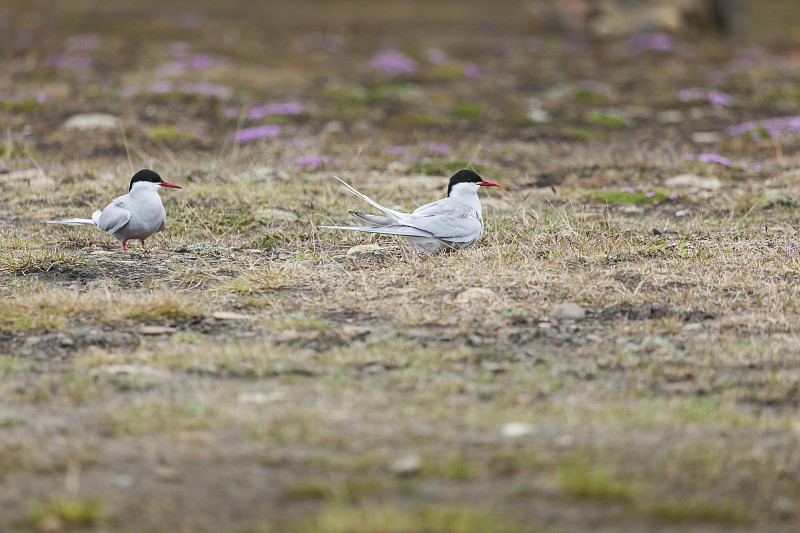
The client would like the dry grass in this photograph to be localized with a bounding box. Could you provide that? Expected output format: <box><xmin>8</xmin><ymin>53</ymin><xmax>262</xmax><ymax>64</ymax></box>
<box><xmin>3</xmin><ymin>0</ymin><xmax>800</xmax><ymax>531</ymax></box>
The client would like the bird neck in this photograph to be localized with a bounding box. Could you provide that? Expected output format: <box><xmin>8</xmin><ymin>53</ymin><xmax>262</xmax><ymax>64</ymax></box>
<box><xmin>448</xmin><ymin>183</ymin><xmax>482</xmax><ymax>211</ymax></box>
<box><xmin>129</xmin><ymin>183</ymin><xmax>162</xmax><ymax>201</ymax></box>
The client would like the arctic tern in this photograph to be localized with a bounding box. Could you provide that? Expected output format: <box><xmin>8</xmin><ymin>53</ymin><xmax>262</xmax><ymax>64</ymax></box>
<box><xmin>47</xmin><ymin>169</ymin><xmax>181</xmax><ymax>251</ymax></box>
<box><xmin>322</xmin><ymin>169</ymin><xmax>501</xmax><ymax>253</ymax></box>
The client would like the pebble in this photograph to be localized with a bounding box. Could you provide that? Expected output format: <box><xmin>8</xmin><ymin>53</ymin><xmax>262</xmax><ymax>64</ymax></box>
<box><xmin>665</xmin><ymin>174</ymin><xmax>721</xmax><ymax>190</ymax></box>
<box><xmin>296</xmin><ymin>259</ymin><xmax>317</xmax><ymax>268</ymax></box>
<box><xmin>346</xmin><ymin>244</ymin><xmax>384</xmax><ymax>257</ymax></box>
<box><xmin>390</xmin><ymin>454</ymin><xmax>421</xmax><ymax>476</ymax></box>
<box><xmin>691</xmin><ymin>132</ymin><xmax>721</xmax><ymax>144</ymax></box>
<box><xmin>138</xmin><ymin>325</ymin><xmax>177</xmax><ymax>335</ymax></box>
<box><xmin>455</xmin><ymin>287</ymin><xmax>496</xmax><ymax>304</ymax></box>
<box><xmin>675</xmin><ymin>210</ymin><xmax>688</xmax><ymax>217</ymax></box>
<box><xmin>211</xmin><ymin>311</ymin><xmax>254</xmax><ymax>321</ymax></box>
<box><xmin>63</xmin><ymin>113</ymin><xmax>121</xmax><ymax>130</ymax></box>
<box><xmin>549</xmin><ymin>302</ymin><xmax>585</xmax><ymax>321</ymax></box>
<box><xmin>237</xmin><ymin>391</ymin><xmax>283</xmax><ymax>405</ymax></box>
<box><xmin>652</xmin><ymin>227</ymin><xmax>663</xmax><ymax>235</ymax></box>
<box><xmin>573</xmin><ymin>212</ymin><xmax>605</xmax><ymax>222</ymax></box>
<box><xmin>772</xmin><ymin>497</ymin><xmax>794</xmax><ymax>518</ymax></box>
<box><xmin>153</xmin><ymin>466</ymin><xmax>183</xmax><ymax>483</ymax></box>
<box><xmin>501</xmin><ymin>422</ymin><xmax>536</xmax><ymax>438</ymax></box>
<box><xmin>59</xmin><ymin>336</ymin><xmax>74</xmax><ymax>347</ymax></box>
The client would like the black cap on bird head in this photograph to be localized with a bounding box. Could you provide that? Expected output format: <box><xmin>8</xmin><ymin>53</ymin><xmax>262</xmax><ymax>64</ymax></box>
<box><xmin>446</xmin><ymin>169</ymin><xmax>501</xmax><ymax>196</ymax></box>
<box><xmin>129</xmin><ymin>169</ymin><xmax>182</xmax><ymax>190</ymax></box>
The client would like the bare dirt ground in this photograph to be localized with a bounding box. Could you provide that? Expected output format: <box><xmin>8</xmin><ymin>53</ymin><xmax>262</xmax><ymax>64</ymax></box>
<box><xmin>3</xmin><ymin>0</ymin><xmax>800</xmax><ymax>531</ymax></box>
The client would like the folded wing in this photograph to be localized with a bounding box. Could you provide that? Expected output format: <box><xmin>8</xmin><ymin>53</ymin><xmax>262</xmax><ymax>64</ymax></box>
<box><xmin>94</xmin><ymin>199</ymin><xmax>131</xmax><ymax>234</ymax></box>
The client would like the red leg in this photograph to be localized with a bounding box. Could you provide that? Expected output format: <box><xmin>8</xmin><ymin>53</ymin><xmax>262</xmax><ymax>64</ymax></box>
<box><xmin>141</xmin><ymin>240</ymin><xmax>146</xmax><ymax>250</ymax></box>
<box><xmin>122</xmin><ymin>240</ymin><xmax>127</xmax><ymax>252</ymax></box>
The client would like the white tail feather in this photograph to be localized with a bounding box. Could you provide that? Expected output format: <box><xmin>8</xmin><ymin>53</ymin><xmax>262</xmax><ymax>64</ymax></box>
<box><xmin>332</xmin><ymin>176</ymin><xmax>403</xmax><ymax>224</ymax></box>
<box><xmin>47</xmin><ymin>218</ymin><xmax>96</xmax><ymax>226</ymax></box>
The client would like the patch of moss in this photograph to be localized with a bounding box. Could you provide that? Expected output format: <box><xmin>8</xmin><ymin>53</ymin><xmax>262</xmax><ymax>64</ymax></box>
<box><xmin>597</xmin><ymin>189</ymin><xmax>670</xmax><ymax>204</ymax></box>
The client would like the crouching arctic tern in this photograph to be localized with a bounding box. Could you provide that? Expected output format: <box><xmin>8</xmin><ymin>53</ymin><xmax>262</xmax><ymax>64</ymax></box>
<box><xmin>47</xmin><ymin>169</ymin><xmax>181</xmax><ymax>251</ymax></box>
<box><xmin>322</xmin><ymin>169</ymin><xmax>501</xmax><ymax>253</ymax></box>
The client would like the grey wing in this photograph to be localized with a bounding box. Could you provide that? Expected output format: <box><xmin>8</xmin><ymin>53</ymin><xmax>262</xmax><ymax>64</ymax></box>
<box><xmin>405</xmin><ymin>203</ymin><xmax>483</xmax><ymax>241</ymax></box>
<box><xmin>94</xmin><ymin>199</ymin><xmax>132</xmax><ymax>234</ymax></box>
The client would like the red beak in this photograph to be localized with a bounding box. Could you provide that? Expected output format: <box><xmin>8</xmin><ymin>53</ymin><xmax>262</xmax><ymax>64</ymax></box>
<box><xmin>159</xmin><ymin>181</ymin><xmax>182</xmax><ymax>189</ymax></box>
<box><xmin>479</xmin><ymin>181</ymin><xmax>501</xmax><ymax>187</ymax></box>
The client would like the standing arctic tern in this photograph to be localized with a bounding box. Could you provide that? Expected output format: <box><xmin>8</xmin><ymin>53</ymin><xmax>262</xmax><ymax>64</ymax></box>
<box><xmin>322</xmin><ymin>169</ymin><xmax>501</xmax><ymax>253</ymax></box>
<box><xmin>47</xmin><ymin>169</ymin><xmax>181</xmax><ymax>251</ymax></box>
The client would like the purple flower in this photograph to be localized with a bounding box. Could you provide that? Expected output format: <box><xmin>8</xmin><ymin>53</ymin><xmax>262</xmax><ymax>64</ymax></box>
<box><xmin>247</xmin><ymin>102</ymin><xmax>304</xmax><ymax>120</ymax></box>
<box><xmin>295</xmin><ymin>155</ymin><xmax>327</xmax><ymax>169</ymax></box>
<box><xmin>387</xmin><ymin>146</ymin><xmax>406</xmax><ymax>155</ymax></box>
<box><xmin>0</xmin><ymin>166</ymin><xmax>8</xmax><ymax>174</ymax></box>
<box><xmin>418</xmin><ymin>141</ymin><xmax>449</xmax><ymax>153</ymax></box>
<box><xmin>726</xmin><ymin>116</ymin><xmax>800</xmax><ymax>139</ymax></box>
<box><xmin>646</xmin><ymin>191</ymin><xmax>655</xmax><ymax>198</ymax></box>
<box><xmin>679</xmin><ymin>87</ymin><xmax>732</xmax><ymax>107</ymax></box>
<box><xmin>463</xmin><ymin>63</ymin><xmax>481</xmax><ymax>79</ymax></box>
<box><xmin>224</xmin><ymin>107</ymin><xmax>239</xmax><ymax>119</ymax></box>
<box><xmin>191</xmin><ymin>53</ymin><xmax>215</xmax><ymax>70</ymax></box>
<box><xmin>231</xmin><ymin>125</ymin><xmax>281</xmax><ymax>143</ymax></box>
<box><xmin>49</xmin><ymin>52</ymin><xmax>91</xmax><ymax>72</ymax></box>
<box><xmin>620</xmin><ymin>186</ymin><xmax>635</xmax><ymax>194</ymax></box>
<box><xmin>628</xmin><ymin>33</ymin><xmax>673</xmax><ymax>53</ymax></box>
<box><xmin>369</xmin><ymin>49</ymin><xmax>418</xmax><ymax>76</ymax></box>
<box><xmin>752</xmin><ymin>163</ymin><xmax>762</xmax><ymax>172</ymax></box>
<box><xmin>694</xmin><ymin>153</ymin><xmax>730</xmax><ymax>166</ymax></box>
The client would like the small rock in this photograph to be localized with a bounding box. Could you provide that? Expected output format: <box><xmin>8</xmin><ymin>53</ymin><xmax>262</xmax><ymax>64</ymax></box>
<box><xmin>296</xmin><ymin>259</ymin><xmax>317</xmax><ymax>268</ymax></box>
<box><xmin>652</xmin><ymin>227</ymin><xmax>663</xmax><ymax>235</ymax></box>
<box><xmin>35</xmin><ymin>514</ymin><xmax>64</xmax><ymax>532</ymax></box>
<box><xmin>63</xmin><ymin>113</ymin><xmax>121</xmax><ymax>130</ymax></box>
<box><xmin>112</xmin><ymin>474</ymin><xmax>134</xmax><ymax>488</ymax></box>
<box><xmin>549</xmin><ymin>302</ymin><xmax>585</xmax><ymax>321</ymax></box>
<box><xmin>481</xmin><ymin>361</ymin><xmax>506</xmax><ymax>373</ymax></box>
<box><xmin>455</xmin><ymin>287</ymin><xmax>496</xmax><ymax>304</ymax></box>
<box><xmin>211</xmin><ymin>311</ymin><xmax>254</xmax><ymax>321</ymax></box>
<box><xmin>138</xmin><ymin>325</ymin><xmax>177</xmax><ymax>335</ymax></box>
<box><xmin>691</xmin><ymin>131</ymin><xmax>721</xmax><ymax>144</ymax></box>
<box><xmin>501</xmin><ymin>422</ymin><xmax>535</xmax><ymax>438</ymax></box>
<box><xmin>675</xmin><ymin>210</ymin><xmax>688</xmax><ymax>217</ymax></box>
<box><xmin>95</xmin><ymin>365</ymin><xmax>170</xmax><ymax>379</ymax></box>
<box><xmin>657</xmin><ymin>110</ymin><xmax>683</xmax><ymax>123</ymax></box>
<box><xmin>238</xmin><ymin>392</ymin><xmax>268</xmax><ymax>404</ymax></box>
<box><xmin>59</xmin><ymin>336</ymin><xmax>74</xmax><ymax>347</ymax></box>
<box><xmin>665</xmin><ymin>174</ymin><xmax>721</xmax><ymax>190</ymax></box>
<box><xmin>772</xmin><ymin>497</ymin><xmax>794</xmax><ymax>518</ymax></box>
<box><xmin>573</xmin><ymin>212</ymin><xmax>605</xmax><ymax>223</ymax></box>
<box><xmin>346</xmin><ymin>244</ymin><xmax>384</xmax><ymax>257</ymax></box>
<box><xmin>89</xmin><ymin>250</ymin><xmax>114</xmax><ymax>256</ymax></box>
<box><xmin>556</xmin><ymin>434</ymin><xmax>575</xmax><ymax>447</ymax></box>
<box><xmin>153</xmin><ymin>466</ymin><xmax>183</xmax><ymax>483</ymax></box>
<box><xmin>390</xmin><ymin>454</ymin><xmax>421</xmax><ymax>476</ymax></box>
<box><xmin>618</xmin><ymin>205</ymin><xmax>643</xmax><ymax>214</ymax></box>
